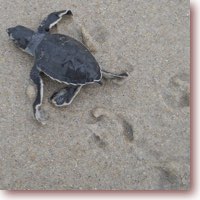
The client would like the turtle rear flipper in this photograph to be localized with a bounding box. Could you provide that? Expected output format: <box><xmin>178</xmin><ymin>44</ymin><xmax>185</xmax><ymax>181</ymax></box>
<box><xmin>101</xmin><ymin>69</ymin><xmax>129</xmax><ymax>79</ymax></box>
<box><xmin>50</xmin><ymin>85</ymin><xmax>82</xmax><ymax>107</ymax></box>
<box><xmin>38</xmin><ymin>10</ymin><xmax>73</xmax><ymax>33</ymax></box>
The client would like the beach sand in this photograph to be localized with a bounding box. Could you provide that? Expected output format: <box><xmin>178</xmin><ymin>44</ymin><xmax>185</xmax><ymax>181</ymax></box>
<box><xmin>0</xmin><ymin>0</ymin><xmax>190</xmax><ymax>190</ymax></box>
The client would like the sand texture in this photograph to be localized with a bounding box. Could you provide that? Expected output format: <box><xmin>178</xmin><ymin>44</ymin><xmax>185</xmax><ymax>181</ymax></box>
<box><xmin>0</xmin><ymin>0</ymin><xmax>190</xmax><ymax>190</ymax></box>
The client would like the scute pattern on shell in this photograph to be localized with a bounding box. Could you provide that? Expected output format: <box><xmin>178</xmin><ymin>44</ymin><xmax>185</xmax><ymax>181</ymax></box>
<box><xmin>35</xmin><ymin>34</ymin><xmax>102</xmax><ymax>85</ymax></box>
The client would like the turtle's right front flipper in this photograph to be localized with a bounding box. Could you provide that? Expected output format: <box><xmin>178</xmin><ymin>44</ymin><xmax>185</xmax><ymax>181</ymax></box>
<box><xmin>30</xmin><ymin>66</ymin><xmax>45</xmax><ymax>124</ymax></box>
<box><xmin>38</xmin><ymin>10</ymin><xmax>73</xmax><ymax>33</ymax></box>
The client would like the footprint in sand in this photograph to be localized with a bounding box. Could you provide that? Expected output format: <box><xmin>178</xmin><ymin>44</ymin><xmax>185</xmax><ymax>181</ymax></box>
<box><xmin>90</xmin><ymin>107</ymin><xmax>134</xmax><ymax>143</ymax></box>
<box><xmin>161</xmin><ymin>72</ymin><xmax>190</xmax><ymax>109</ymax></box>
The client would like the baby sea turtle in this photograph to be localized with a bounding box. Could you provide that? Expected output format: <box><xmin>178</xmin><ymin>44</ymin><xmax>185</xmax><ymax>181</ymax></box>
<box><xmin>7</xmin><ymin>10</ymin><xmax>128</xmax><ymax>124</ymax></box>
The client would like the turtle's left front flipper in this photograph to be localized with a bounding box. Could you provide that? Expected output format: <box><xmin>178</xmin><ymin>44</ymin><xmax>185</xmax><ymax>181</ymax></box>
<box><xmin>30</xmin><ymin>66</ymin><xmax>46</xmax><ymax>124</ymax></box>
<box><xmin>38</xmin><ymin>10</ymin><xmax>73</xmax><ymax>33</ymax></box>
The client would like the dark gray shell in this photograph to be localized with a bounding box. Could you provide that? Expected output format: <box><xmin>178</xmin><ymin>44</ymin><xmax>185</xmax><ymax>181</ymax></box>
<box><xmin>35</xmin><ymin>34</ymin><xmax>102</xmax><ymax>85</ymax></box>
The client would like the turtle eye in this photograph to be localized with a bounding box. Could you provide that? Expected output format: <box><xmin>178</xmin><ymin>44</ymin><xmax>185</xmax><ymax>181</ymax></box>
<box><xmin>17</xmin><ymin>38</ymin><xmax>29</xmax><ymax>49</ymax></box>
<box><xmin>6</xmin><ymin>28</ymin><xmax>10</xmax><ymax>35</ymax></box>
<box><xmin>6</xmin><ymin>28</ymin><xmax>13</xmax><ymax>38</ymax></box>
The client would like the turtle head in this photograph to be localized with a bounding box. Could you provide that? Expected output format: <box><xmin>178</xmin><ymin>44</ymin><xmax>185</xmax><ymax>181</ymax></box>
<box><xmin>7</xmin><ymin>25</ymin><xmax>34</xmax><ymax>50</ymax></box>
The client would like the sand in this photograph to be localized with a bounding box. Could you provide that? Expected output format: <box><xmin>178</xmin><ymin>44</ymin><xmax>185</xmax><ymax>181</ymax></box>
<box><xmin>0</xmin><ymin>0</ymin><xmax>190</xmax><ymax>190</ymax></box>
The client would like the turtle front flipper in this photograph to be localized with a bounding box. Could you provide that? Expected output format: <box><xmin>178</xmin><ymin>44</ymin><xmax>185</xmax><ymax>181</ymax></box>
<box><xmin>50</xmin><ymin>85</ymin><xmax>82</xmax><ymax>107</ymax></box>
<box><xmin>38</xmin><ymin>10</ymin><xmax>73</xmax><ymax>33</ymax></box>
<box><xmin>30</xmin><ymin>66</ymin><xmax>46</xmax><ymax>124</ymax></box>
